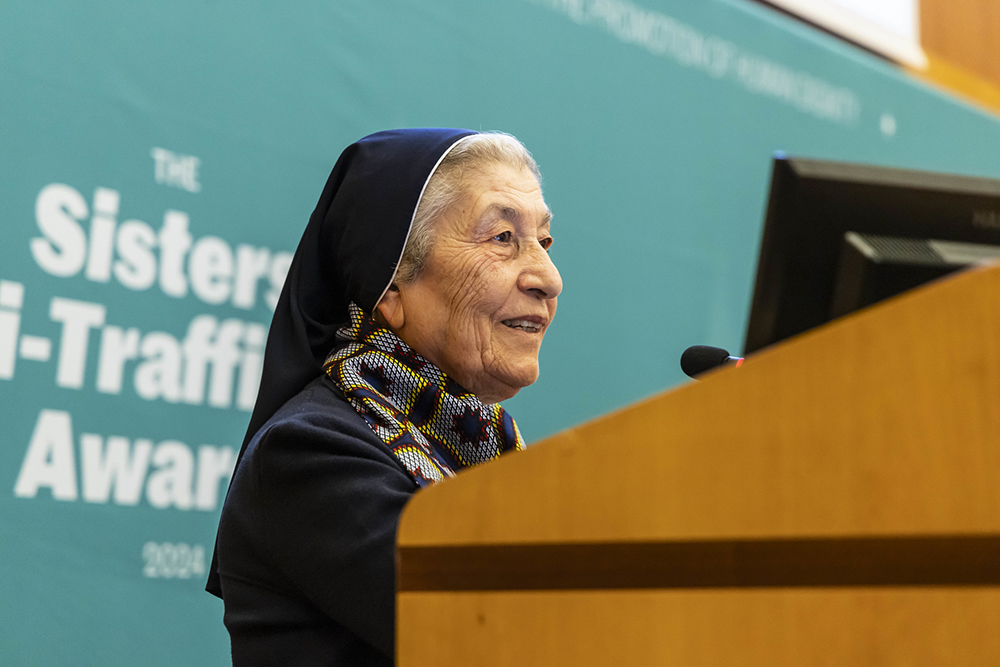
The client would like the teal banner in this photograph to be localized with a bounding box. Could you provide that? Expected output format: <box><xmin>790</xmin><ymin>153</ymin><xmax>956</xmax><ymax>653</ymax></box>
<box><xmin>2</xmin><ymin>0</ymin><xmax>999</xmax><ymax>663</ymax></box>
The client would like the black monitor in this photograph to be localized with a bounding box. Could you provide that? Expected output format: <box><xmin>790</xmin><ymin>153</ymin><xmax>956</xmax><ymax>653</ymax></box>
<box><xmin>744</xmin><ymin>156</ymin><xmax>1000</xmax><ymax>355</ymax></box>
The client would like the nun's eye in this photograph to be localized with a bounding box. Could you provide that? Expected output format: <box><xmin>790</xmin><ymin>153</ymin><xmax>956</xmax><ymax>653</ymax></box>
<box><xmin>493</xmin><ymin>231</ymin><xmax>513</xmax><ymax>243</ymax></box>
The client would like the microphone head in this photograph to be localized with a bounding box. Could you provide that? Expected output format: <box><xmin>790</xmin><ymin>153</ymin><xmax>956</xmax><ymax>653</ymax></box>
<box><xmin>680</xmin><ymin>345</ymin><xmax>733</xmax><ymax>378</ymax></box>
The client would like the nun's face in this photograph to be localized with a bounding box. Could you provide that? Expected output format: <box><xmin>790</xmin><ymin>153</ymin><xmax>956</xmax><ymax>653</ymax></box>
<box><xmin>389</xmin><ymin>163</ymin><xmax>562</xmax><ymax>403</ymax></box>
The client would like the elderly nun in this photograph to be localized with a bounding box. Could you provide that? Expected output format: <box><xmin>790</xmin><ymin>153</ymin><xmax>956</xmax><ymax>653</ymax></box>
<box><xmin>207</xmin><ymin>128</ymin><xmax>562</xmax><ymax>665</ymax></box>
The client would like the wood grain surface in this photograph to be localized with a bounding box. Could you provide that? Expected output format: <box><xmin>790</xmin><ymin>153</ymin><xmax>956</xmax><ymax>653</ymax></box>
<box><xmin>922</xmin><ymin>0</ymin><xmax>1000</xmax><ymax>89</ymax></box>
<box><xmin>399</xmin><ymin>588</ymin><xmax>1000</xmax><ymax>666</ymax></box>
<box><xmin>398</xmin><ymin>265</ymin><xmax>1000</xmax><ymax>549</ymax></box>
<box><xmin>396</xmin><ymin>265</ymin><xmax>1000</xmax><ymax>665</ymax></box>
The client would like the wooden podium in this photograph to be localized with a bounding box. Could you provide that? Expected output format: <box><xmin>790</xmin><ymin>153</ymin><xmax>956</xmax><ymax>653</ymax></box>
<box><xmin>396</xmin><ymin>265</ymin><xmax>1000</xmax><ymax>666</ymax></box>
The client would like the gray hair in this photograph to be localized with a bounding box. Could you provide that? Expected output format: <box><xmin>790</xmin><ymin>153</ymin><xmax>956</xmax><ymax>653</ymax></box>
<box><xmin>393</xmin><ymin>132</ymin><xmax>541</xmax><ymax>285</ymax></box>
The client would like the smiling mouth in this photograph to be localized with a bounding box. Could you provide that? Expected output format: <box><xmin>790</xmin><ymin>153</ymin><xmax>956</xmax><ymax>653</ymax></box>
<box><xmin>502</xmin><ymin>318</ymin><xmax>544</xmax><ymax>333</ymax></box>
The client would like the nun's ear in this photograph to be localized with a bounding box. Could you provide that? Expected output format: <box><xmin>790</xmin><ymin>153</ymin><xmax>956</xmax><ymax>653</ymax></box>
<box><xmin>375</xmin><ymin>285</ymin><xmax>405</xmax><ymax>330</ymax></box>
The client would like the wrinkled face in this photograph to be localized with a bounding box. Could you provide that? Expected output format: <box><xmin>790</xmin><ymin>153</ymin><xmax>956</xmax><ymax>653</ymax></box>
<box><xmin>393</xmin><ymin>163</ymin><xmax>562</xmax><ymax>403</ymax></box>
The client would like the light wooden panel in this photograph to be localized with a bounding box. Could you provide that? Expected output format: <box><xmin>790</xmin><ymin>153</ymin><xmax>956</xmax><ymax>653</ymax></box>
<box><xmin>922</xmin><ymin>0</ymin><xmax>1000</xmax><ymax>88</ymax></box>
<box><xmin>753</xmin><ymin>0</ymin><xmax>1000</xmax><ymax>117</ymax></box>
<box><xmin>909</xmin><ymin>0</ymin><xmax>1000</xmax><ymax>116</ymax></box>
<box><xmin>399</xmin><ymin>588</ymin><xmax>1000</xmax><ymax>666</ymax></box>
<box><xmin>398</xmin><ymin>265</ymin><xmax>1000</xmax><ymax>548</ymax></box>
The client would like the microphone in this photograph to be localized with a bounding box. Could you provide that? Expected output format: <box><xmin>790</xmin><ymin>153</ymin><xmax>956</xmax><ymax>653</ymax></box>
<box><xmin>680</xmin><ymin>345</ymin><xmax>744</xmax><ymax>378</ymax></box>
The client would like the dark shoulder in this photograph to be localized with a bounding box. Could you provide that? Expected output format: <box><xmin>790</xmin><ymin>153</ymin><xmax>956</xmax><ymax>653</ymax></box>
<box><xmin>218</xmin><ymin>375</ymin><xmax>413</xmax><ymax>662</ymax></box>
<box><xmin>226</xmin><ymin>374</ymin><xmax>417</xmax><ymax>526</ymax></box>
<box><xmin>247</xmin><ymin>374</ymin><xmax>404</xmax><ymax>470</ymax></box>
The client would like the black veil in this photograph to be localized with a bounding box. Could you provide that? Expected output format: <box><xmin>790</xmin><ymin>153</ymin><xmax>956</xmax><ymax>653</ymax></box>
<box><xmin>207</xmin><ymin>127</ymin><xmax>475</xmax><ymax>596</ymax></box>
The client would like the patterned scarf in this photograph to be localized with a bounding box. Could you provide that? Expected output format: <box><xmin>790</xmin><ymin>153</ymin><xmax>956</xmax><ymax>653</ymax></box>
<box><xmin>324</xmin><ymin>303</ymin><xmax>525</xmax><ymax>486</ymax></box>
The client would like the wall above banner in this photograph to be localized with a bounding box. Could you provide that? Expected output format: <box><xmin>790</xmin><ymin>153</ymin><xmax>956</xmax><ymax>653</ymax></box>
<box><xmin>762</xmin><ymin>0</ymin><xmax>927</xmax><ymax>68</ymax></box>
